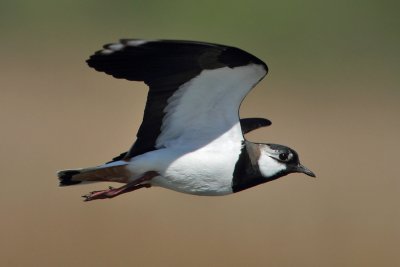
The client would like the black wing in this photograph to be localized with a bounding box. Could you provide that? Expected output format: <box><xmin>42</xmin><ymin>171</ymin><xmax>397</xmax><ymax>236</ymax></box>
<box><xmin>87</xmin><ymin>39</ymin><xmax>268</xmax><ymax>159</ymax></box>
<box><xmin>240</xmin><ymin>118</ymin><xmax>271</xmax><ymax>134</ymax></box>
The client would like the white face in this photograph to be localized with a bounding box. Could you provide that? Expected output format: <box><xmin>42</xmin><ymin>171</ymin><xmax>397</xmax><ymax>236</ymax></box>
<box><xmin>257</xmin><ymin>150</ymin><xmax>287</xmax><ymax>178</ymax></box>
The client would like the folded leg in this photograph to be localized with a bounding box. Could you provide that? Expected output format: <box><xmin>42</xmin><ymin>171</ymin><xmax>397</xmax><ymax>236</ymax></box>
<box><xmin>82</xmin><ymin>171</ymin><xmax>158</xmax><ymax>201</ymax></box>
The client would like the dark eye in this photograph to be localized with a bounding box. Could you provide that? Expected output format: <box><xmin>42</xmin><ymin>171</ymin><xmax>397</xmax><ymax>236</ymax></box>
<box><xmin>279</xmin><ymin>152</ymin><xmax>289</xmax><ymax>161</ymax></box>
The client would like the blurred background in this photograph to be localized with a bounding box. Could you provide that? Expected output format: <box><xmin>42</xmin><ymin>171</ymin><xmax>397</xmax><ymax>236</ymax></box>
<box><xmin>1</xmin><ymin>0</ymin><xmax>399</xmax><ymax>266</ymax></box>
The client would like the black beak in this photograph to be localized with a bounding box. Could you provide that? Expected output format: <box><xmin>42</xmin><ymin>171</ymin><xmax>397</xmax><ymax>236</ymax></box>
<box><xmin>295</xmin><ymin>164</ymin><xmax>316</xmax><ymax>177</ymax></box>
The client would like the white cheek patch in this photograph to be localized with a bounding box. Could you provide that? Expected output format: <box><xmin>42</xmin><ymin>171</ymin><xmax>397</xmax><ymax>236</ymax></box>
<box><xmin>258</xmin><ymin>153</ymin><xmax>286</xmax><ymax>177</ymax></box>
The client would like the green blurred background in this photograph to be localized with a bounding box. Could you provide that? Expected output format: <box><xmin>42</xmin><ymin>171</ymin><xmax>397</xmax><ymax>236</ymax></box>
<box><xmin>1</xmin><ymin>0</ymin><xmax>399</xmax><ymax>266</ymax></box>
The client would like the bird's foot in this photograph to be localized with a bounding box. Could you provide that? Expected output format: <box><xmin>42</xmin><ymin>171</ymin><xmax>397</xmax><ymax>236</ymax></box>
<box><xmin>82</xmin><ymin>183</ymin><xmax>151</xmax><ymax>202</ymax></box>
<box><xmin>82</xmin><ymin>188</ymin><xmax>118</xmax><ymax>201</ymax></box>
<box><xmin>82</xmin><ymin>171</ymin><xmax>157</xmax><ymax>202</ymax></box>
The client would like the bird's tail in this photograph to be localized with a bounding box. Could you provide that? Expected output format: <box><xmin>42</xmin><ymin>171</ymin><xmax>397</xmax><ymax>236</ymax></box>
<box><xmin>57</xmin><ymin>161</ymin><xmax>130</xmax><ymax>186</ymax></box>
<box><xmin>58</xmin><ymin>169</ymin><xmax>84</xmax><ymax>186</ymax></box>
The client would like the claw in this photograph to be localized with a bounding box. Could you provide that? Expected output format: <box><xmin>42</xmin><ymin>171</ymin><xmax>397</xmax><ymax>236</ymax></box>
<box><xmin>82</xmin><ymin>194</ymin><xmax>91</xmax><ymax>201</ymax></box>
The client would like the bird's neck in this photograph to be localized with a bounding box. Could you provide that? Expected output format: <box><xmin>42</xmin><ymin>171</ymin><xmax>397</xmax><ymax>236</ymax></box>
<box><xmin>231</xmin><ymin>141</ymin><xmax>267</xmax><ymax>192</ymax></box>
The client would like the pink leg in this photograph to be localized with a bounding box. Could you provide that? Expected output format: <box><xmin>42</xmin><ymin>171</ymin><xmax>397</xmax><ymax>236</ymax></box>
<box><xmin>82</xmin><ymin>171</ymin><xmax>158</xmax><ymax>202</ymax></box>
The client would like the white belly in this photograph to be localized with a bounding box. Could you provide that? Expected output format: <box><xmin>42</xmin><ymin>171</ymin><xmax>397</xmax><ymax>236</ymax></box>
<box><xmin>153</xmin><ymin>151</ymin><xmax>235</xmax><ymax>196</ymax></box>
<box><xmin>127</xmin><ymin>144</ymin><xmax>241</xmax><ymax>196</ymax></box>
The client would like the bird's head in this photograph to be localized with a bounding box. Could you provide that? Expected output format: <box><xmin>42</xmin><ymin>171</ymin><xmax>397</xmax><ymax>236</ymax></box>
<box><xmin>257</xmin><ymin>143</ymin><xmax>315</xmax><ymax>179</ymax></box>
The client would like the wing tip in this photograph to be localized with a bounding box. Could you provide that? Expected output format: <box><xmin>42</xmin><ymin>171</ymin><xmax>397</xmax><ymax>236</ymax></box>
<box><xmin>219</xmin><ymin>46</ymin><xmax>268</xmax><ymax>73</ymax></box>
<box><xmin>85</xmin><ymin>39</ymin><xmax>268</xmax><ymax>82</ymax></box>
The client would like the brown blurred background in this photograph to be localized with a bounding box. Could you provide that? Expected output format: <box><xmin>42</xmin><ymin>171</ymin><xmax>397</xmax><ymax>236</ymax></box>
<box><xmin>1</xmin><ymin>0</ymin><xmax>399</xmax><ymax>266</ymax></box>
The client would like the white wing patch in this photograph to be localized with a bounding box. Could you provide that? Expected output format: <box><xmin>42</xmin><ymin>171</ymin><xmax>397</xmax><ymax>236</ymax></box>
<box><xmin>107</xmin><ymin>43</ymin><xmax>124</xmax><ymax>51</ymax></box>
<box><xmin>156</xmin><ymin>63</ymin><xmax>266</xmax><ymax>150</ymax></box>
<box><xmin>126</xmin><ymin>40</ymin><xmax>149</xmax><ymax>46</ymax></box>
<box><xmin>100</xmin><ymin>40</ymin><xmax>149</xmax><ymax>55</ymax></box>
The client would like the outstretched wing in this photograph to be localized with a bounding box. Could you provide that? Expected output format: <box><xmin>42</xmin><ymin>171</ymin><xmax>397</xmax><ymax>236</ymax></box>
<box><xmin>106</xmin><ymin>117</ymin><xmax>271</xmax><ymax>163</ymax></box>
<box><xmin>87</xmin><ymin>39</ymin><xmax>268</xmax><ymax>158</ymax></box>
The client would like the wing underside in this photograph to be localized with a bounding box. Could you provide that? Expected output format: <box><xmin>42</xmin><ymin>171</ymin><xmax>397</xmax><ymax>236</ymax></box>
<box><xmin>106</xmin><ymin>117</ymin><xmax>271</xmax><ymax>164</ymax></box>
<box><xmin>87</xmin><ymin>39</ymin><xmax>268</xmax><ymax>158</ymax></box>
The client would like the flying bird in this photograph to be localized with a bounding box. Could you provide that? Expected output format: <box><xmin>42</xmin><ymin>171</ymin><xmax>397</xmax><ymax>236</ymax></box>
<box><xmin>58</xmin><ymin>39</ymin><xmax>315</xmax><ymax>201</ymax></box>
